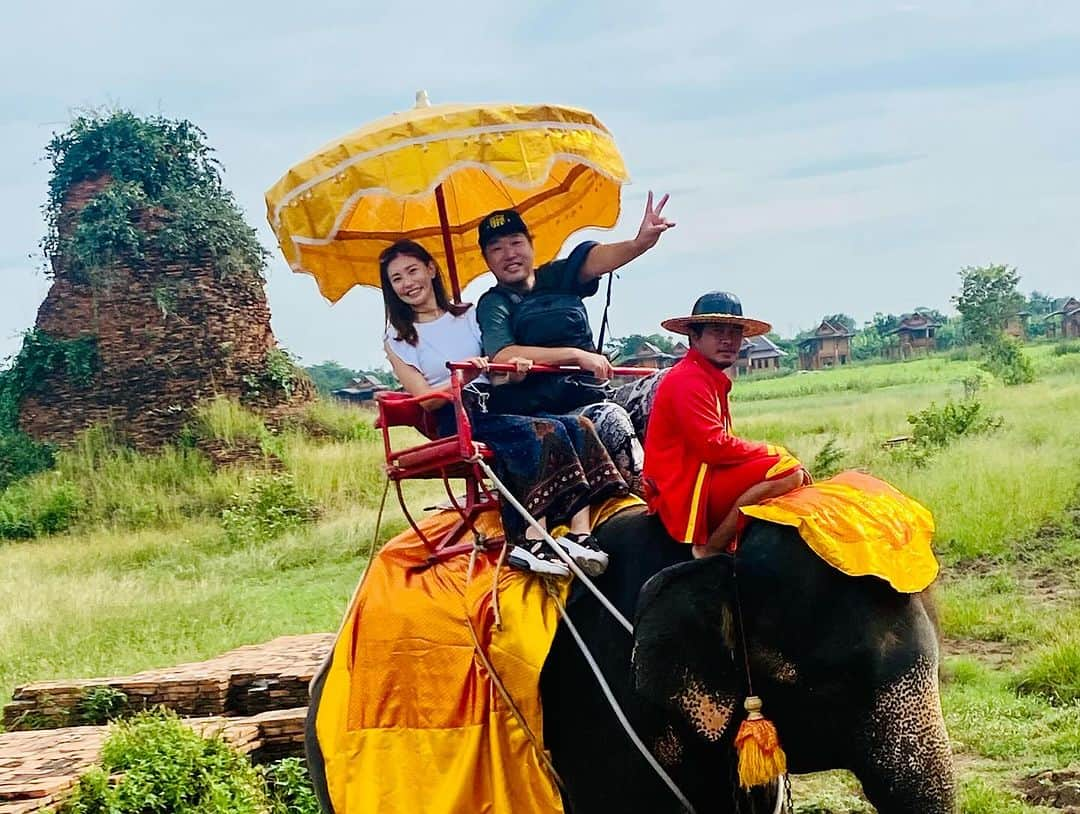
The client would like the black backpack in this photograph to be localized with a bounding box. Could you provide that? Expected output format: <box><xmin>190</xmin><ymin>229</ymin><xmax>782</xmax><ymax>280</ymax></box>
<box><xmin>486</xmin><ymin>289</ymin><xmax>611</xmax><ymax>415</ymax></box>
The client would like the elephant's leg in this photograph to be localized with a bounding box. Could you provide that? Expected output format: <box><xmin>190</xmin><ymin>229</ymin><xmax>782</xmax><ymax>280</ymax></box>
<box><xmin>850</xmin><ymin>656</ymin><xmax>956</xmax><ymax>814</ymax></box>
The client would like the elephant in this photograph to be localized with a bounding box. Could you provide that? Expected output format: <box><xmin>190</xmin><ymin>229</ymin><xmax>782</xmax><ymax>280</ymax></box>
<box><xmin>306</xmin><ymin>505</ymin><xmax>955</xmax><ymax>814</ymax></box>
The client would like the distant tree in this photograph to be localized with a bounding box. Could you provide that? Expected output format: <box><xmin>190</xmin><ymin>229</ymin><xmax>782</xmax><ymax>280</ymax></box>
<box><xmin>870</xmin><ymin>312</ymin><xmax>901</xmax><ymax>335</ymax></box>
<box><xmin>952</xmin><ymin>265</ymin><xmax>1025</xmax><ymax>347</ymax></box>
<box><xmin>1026</xmin><ymin>291</ymin><xmax>1054</xmax><ymax>338</ymax></box>
<box><xmin>305</xmin><ymin>361</ymin><xmax>360</xmax><ymax>395</ymax></box>
<box><xmin>851</xmin><ymin>327</ymin><xmax>886</xmax><ymax>361</ymax></box>
<box><xmin>1027</xmin><ymin>291</ymin><xmax>1055</xmax><ymax>316</ymax></box>
<box><xmin>605</xmin><ymin>333</ymin><xmax>678</xmax><ymax>359</ymax></box>
<box><xmin>934</xmin><ymin>316</ymin><xmax>965</xmax><ymax>350</ymax></box>
<box><xmin>850</xmin><ymin>313</ymin><xmax>901</xmax><ymax>361</ymax></box>
<box><xmin>767</xmin><ymin>332</ymin><xmax>799</xmax><ymax>369</ymax></box>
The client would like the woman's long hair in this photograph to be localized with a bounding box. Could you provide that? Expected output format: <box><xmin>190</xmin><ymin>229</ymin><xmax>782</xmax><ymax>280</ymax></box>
<box><xmin>379</xmin><ymin>240</ymin><xmax>469</xmax><ymax>346</ymax></box>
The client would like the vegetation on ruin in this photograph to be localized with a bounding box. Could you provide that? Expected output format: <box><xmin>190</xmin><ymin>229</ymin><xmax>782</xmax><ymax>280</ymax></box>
<box><xmin>41</xmin><ymin>111</ymin><xmax>267</xmax><ymax>283</ymax></box>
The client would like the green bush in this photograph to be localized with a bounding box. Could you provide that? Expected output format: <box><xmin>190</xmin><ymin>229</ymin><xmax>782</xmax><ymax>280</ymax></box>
<box><xmin>0</xmin><ymin>330</ymin><xmax>98</xmax><ymax>432</ymax></box>
<box><xmin>291</xmin><ymin>400</ymin><xmax>377</xmax><ymax>443</ymax></box>
<box><xmin>1054</xmin><ymin>340</ymin><xmax>1080</xmax><ymax>356</ymax></box>
<box><xmin>907</xmin><ymin>399</ymin><xmax>1002</xmax><ymax>449</ymax></box>
<box><xmin>260</xmin><ymin>758</ymin><xmax>322</xmax><ymax>814</ymax></box>
<box><xmin>1012</xmin><ymin>635</ymin><xmax>1080</xmax><ymax>705</ymax></box>
<box><xmin>75</xmin><ymin>686</ymin><xmax>129</xmax><ymax>725</ymax></box>
<box><xmin>190</xmin><ymin>397</ymin><xmax>269</xmax><ymax>445</ymax></box>
<box><xmin>0</xmin><ymin>431</ymin><xmax>55</xmax><ymax>490</ymax></box>
<box><xmin>59</xmin><ymin>710</ymin><xmax>266</xmax><ymax>814</ymax></box>
<box><xmin>957</xmin><ymin>778</ymin><xmax>1031</xmax><ymax>814</ymax></box>
<box><xmin>220</xmin><ymin>473</ymin><xmax>318</xmax><ymax>545</ymax></box>
<box><xmin>244</xmin><ymin>348</ymin><xmax>309</xmax><ymax>401</ymax></box>
<box><xmin>810</xmin><ymin>437</ymin><xmax>846</xmax><ymax>480</ymax></box>
<box><xmin>981</xmin><ymin>336</ymin><xmax>1035</xmax><ymax>385</ymax></box>
<box><xmin>0</xmin><ymin>479</ymin><xmax>82</xmax><ymax>539</ymax></box>
<box><xmin>42</xmin><ymin>111</ymin><xmax>267</xmax><ymax>282</ymax></box>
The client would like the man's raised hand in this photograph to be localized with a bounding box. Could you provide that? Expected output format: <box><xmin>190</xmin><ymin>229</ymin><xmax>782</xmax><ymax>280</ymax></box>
<box><xmin>634</xmin><ymin>191</ymin><xmax>675</xmax><ymax>251</ymax></box>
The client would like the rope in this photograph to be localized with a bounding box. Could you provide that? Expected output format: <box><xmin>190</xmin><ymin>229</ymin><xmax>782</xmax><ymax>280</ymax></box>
<box><xmin>474</xmin><ymin>455</ymin><xmax>634</xmax><ymax>634</ymax></box>
<box><xmin>732</xmin><ymin>559</ymin><xmax>755</xmax><ymax>697</ymax></box>
<box><xmin>475</xmin><ymin>453</ymin><xmax>698</xmax><ymax>812</ymax></box>
<box><xmin>458</xmin><ymin>519</ymin><xmax>557</xmax><ymax>786</ymax></box>
<box><xmin>596</xmin><ymin>272</ymin><xmax>615</xmax><ymax>354</ymax></box>
<box><xmin>490</xmin><ymin>541</ymin><xmax>508</xmax><ymax>630</ymax></box>
<box><xmin>553</xmin><ymin>591</ymin><xmax>697</xmax><ymax>814</ymax></box>
<box><xmin>463</xmin><ymin>611</ymin><xmax>567</xmax><ymax>793</ymax></box>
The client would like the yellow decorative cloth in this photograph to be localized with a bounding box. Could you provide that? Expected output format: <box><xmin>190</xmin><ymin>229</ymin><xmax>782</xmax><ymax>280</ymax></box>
<box><xmin>740</xmin><ymin>470</ymin><xmax>938</xmax><ymax>593</ymax></box>
<box><xmin>314</xmin><ymin>507</ymin><xmax>569</xmax><ymax>814</ymax></box>
<box><xmin>266</xmin><ymin>101</ymin><xmax>628</xmax><ymax>303</ymax></box>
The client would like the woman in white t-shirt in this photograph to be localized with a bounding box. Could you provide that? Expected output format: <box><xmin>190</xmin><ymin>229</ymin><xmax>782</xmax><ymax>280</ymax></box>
<box><xmin>380</xmin><ymin>240</ymin><xmax>626</xmax><ymax>578</ymax></box>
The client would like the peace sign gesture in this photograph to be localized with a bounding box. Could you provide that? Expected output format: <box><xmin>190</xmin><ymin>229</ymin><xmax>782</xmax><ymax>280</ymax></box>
<box><xmin>634</xmin><ymin>191</ymin><xmax>676</xmax><ymax>251</ymax></box>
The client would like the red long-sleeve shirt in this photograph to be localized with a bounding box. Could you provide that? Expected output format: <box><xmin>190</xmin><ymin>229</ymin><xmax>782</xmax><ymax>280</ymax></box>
<box><xmin>642</xmin><ymin>349</ymin><xmax>768</xmax><ymax>544</ymax></box>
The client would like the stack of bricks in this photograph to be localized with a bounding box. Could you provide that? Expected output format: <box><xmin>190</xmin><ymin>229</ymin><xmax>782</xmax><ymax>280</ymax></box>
<box><xmin>17</xmin><ymin>175</ymin><xmax>315</xmax><ymax>452</ymax></box>
<box><xmin>3</xmin><ymin>634</ymin><xmax>333</xmax><ymax>730</ymax></box>
<box><xmin>0</xmin><ymin>709</ymin><xmax>310</xmax><ymax>814</ymax></box>
<box><xmin>0</xmin><ymin>634</ymin><xmax>334</xmax><ymax>813</ymax></box>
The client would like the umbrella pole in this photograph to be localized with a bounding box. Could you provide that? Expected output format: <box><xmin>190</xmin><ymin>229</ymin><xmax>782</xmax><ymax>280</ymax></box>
<box><xmin>434</xmin><ymin>184</ymin><xmax>462</xmax><ymax>302</ymax></box>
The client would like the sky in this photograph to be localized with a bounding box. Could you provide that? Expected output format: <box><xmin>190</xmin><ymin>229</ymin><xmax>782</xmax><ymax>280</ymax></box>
<box><xmin>2</xmin><ymin>1</ymin><xmax>1078</xmax><ymax>371</ymax></box>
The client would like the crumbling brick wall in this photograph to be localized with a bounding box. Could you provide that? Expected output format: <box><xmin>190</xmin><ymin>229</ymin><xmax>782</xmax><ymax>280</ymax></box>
<box><xmin>18</xmin><ymin>177</ymin><xmax>313</xmax><ymax>449</ymax></box>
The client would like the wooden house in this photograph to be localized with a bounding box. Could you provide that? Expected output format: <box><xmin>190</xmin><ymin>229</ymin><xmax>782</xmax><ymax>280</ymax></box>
<box><xmin>614</xmin><ymin>340</ymin><xmax>679</xmax><ymax>370</ymax></box>
<box><xmin>886</xmin><ymin>312</ymin><xmax>941</xmax><ymax>359</ymax></box>
<box><xmin>332</xmin><ymin>374</ymin><xmax>393</xmax><ymax>404</ymax></box>
<box><xmin>798</xmin><ymin>320</ymin><xmax>854</xmax><ymax>370</ymax></box>
<box><xmin>1046</xmin><ymin>297</ymin><xmax>1080</xmax><ymax>339</ymax></box>
<box><xmin>733</xmin><ymin>335</ymin><xmax>786</xmax><ymax>377</ymax></box>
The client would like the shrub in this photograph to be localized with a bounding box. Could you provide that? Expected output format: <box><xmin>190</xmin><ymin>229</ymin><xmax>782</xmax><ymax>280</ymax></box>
<box><xmin>1012</xmin><ymin>635</ymin><xmax>1080</xmax><ymax>705</ymax></box>
<box><xmin>220</xmin><ymin>473</ymin><xmax>318</xmax><ymax>545</ymax></box>
<box><xmin>980</xmin><ymin>336</ymin><xmax>1035</xmax><ymax>385</ymax></box>
<box><xmin>0</xmin><ymin>330</ymin><xmax>98</xmax><ymax>432</ymax></box>
<box><xmin>59</xmin><ymin>710</ymin><xmax>266</xmax><ymax>814</ymax></box>
<box><xmin>0</xmin><ymin>479</ymin><xmax>83</xmax><ymax>539</ymax></box>
<box><xmin>75</xmin><ymin>686</ymin><xmax>129</xmax><ymax>725</ymax></box>
<box><xmin>960</xmin><ymin>373</ymin><xmax>988</xmax><ymax>400</ymax></box>
<box><xmin>291</xmin><ymin>399</ymin><xmax>377</xmax><ymax>443</ymax></box>
<box><xmin>244</xmin><ymin>348</ymin><xmax>309</xmax><ymax>401</ymax></box>
<box><xmin>260</xmin><ymin>758</ymin><xmax>322</xmax><ymax>814</ymax></box>
<box><xmin>810</xmin><ymin>437</ymin><xmax>846</xmax><ymax>480</ymax></box>
<box><xmin>190</xmin><ymin>397</ymin><xmax>268</xmax><ymax>446</ymax></box>
<box><xmin>0</xmin><ymin>431</ymin><xmax>55</xmax><ymax>490</ymax></box>
<box><xmin>907</xmin><ymin>399</ymin><xmax>1002</xmax><ymax>449</ymax></box>
<box><xmin>957</xmin><ymin>778</ymin><xmax>1030</xmax><ymax>814</ymax></box>
<box><xmin>1054</xmin><ymin>340</ymin><xmax>1080</xmax><ymax>356</ymax></box>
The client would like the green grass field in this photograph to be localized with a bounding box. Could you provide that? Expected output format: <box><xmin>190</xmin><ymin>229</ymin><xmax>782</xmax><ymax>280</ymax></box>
<box><xmin>2</xmin><ymin>344</ymin><xmax>1079</xmax><ymax>812</ymax></box>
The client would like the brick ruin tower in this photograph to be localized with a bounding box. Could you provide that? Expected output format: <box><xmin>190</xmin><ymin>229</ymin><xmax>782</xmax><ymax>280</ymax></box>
<box><xmin>14</xmin><ymin>112</ymin><xmax>313</xmax><ymax>449</ymax></box>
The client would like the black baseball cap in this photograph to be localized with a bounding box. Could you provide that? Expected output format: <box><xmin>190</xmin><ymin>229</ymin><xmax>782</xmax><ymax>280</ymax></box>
<box><xmin>478</xmin><ymin>209</ymin><xmax>530</xmax><ymax>250</ymax></box>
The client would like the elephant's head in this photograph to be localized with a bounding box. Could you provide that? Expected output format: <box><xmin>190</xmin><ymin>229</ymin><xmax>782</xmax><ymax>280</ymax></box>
<box><xmin>632</xmin><ymin>555</ymin><xmax>745</xmax><ymax>747</ymax></box>
<box><xmin>630</xmin><ymin>528</ymin><xmax>956</xmax><ymax>814</ymax></box>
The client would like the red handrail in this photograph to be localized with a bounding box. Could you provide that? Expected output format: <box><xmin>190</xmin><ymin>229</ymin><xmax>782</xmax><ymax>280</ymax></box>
<box><xmin>447</xmin><ymin>362</ymin><xmax>656</xmax><ymax>377</ymax></box>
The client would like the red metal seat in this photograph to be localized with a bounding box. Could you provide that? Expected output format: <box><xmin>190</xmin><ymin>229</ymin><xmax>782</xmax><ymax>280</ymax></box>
<box><xmin>374</xmin><ymin>379</ymin><xmax>501</xmax><ymax>565</ymax></box>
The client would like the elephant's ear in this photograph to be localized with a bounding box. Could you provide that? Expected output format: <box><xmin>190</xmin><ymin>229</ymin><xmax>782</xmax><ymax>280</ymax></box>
<box><xmin>632</xmin><ymin>555</ymin><xmax>742</xmax><ymax>743</ymax></box>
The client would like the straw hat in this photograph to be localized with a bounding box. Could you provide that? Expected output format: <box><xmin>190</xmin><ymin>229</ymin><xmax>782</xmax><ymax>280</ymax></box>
<box><xmin>661</xmin><ymin>291</ymin><xmax>772</xmax><ymax>337</ymax></box>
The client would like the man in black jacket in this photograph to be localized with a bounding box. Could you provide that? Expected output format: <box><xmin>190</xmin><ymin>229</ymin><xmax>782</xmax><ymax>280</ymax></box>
<box><xmin>475</xmin><ymin>192</ymin><xmax>675</xmax><ymax>405</ymax></box>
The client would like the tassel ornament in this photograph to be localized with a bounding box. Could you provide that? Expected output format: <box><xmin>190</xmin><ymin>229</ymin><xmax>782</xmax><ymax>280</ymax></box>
<box><xmin>734</xmin><ymin>695</ymin><xmax>787</xmax><ymax>789</ymax></box>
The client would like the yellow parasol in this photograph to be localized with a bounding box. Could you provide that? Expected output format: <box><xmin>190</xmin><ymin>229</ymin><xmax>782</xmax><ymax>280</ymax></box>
<box><xmin>265</xmin><ymin>92</ymin><xmax>629</xmax><ymax>302</ymax></box>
